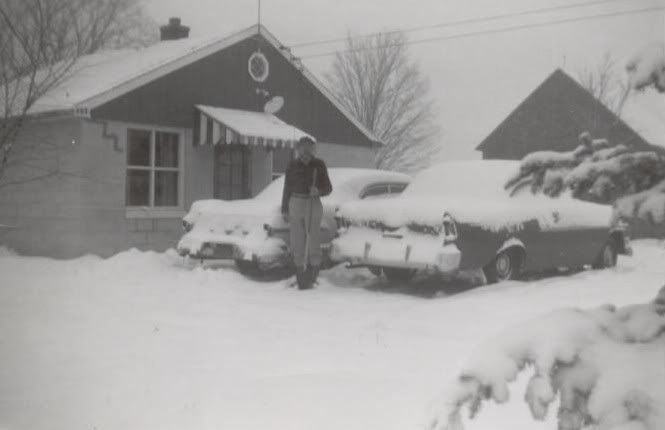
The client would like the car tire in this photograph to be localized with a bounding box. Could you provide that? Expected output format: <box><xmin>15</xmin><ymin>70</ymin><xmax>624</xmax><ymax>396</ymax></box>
<box><xmin>592</xmin><ymin>242</ymin><xmax>617</xmax><ymax>269</ymax></box>
<box><xmin>484</xmin><ymin>249</ymin><xmax>521</xmax><ymax>284</ymax></box>
<box><xmin>234</xmin><ymin>259</ymin><xmax>294</xmax><ymax>280</ymax></box>
<box><xmin>382</xmin><ymin>267</ymin><xmax>417</xmax><ymax>282</ymax></box>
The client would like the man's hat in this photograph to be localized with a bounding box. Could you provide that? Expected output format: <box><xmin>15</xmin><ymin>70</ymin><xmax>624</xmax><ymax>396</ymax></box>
<box><xmin>298</xmin><ymin>136</ymin><xmax>316</xmax><ymax>146</ymax></box>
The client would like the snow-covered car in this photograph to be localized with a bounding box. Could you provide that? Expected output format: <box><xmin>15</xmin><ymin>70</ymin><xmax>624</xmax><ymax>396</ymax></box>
<box><xmin>177</xmin><ymin>168</ymin><xmax>411</xmax><ymax>275</ymax></box>
<box><xmin>331</xmin><ymin>161</ymin><xmax>631</xmax><ymax>283</ymax></box>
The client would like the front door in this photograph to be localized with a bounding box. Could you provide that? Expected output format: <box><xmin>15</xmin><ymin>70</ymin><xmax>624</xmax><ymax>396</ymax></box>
<box><xmin>214</xmin><ymin>144</ymin><xmax>250</xmax><ymax>200</ymax></box>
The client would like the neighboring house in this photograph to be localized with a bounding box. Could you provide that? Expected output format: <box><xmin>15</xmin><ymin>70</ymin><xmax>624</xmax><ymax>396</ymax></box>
<box><xmin>476</xmin><ymin>69</ymin><xmax>656</xmax><ymax>160</ymax></box>
<box><xmin>0</xmin><ymin>20</ymin><xmax>380</xmax><ymax>258</ymax></box>
<box><xmin>477</xmin><ymin>68</ymin><xmax>665</xmax><ymax>238</ymax></box>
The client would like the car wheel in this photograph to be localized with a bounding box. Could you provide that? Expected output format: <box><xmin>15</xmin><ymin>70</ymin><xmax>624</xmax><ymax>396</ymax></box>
<box><xmin>484</xmin><ymin>250</ymin><xmax>520</xmax><ymax>284</ymax></box>
<box><xmin>234</xmin><ymin>259</ymin><xmax>294</xmax><ymax>280</ymax></box>
<box><xmin>382</xmin><ymin>267</ymin><xmax>417</xmax><ymax>282</ymax></box>
<box><xmin>235</xmin><ymin>259</ymin><xmax>260</xmax><ymax>276</ymax></box>
<box><xmin>593</xmin><ymin>242</ymin><xmax>617</xmax><ymax>269</ymax></box>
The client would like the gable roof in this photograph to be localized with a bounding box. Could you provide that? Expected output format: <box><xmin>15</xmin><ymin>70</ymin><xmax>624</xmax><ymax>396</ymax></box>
<box><xmin>21</xmin><ymin>24</ymin><xmax>379</xmax><ymax>144</ymax></box>
<box><xmin>476</xmin><ymin>68</ymin><xmax>656</xmax><ymax>153</ymax></box>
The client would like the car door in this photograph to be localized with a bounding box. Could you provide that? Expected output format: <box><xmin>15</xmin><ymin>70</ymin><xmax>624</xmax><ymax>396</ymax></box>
<box><xmin>518</xmin><ymin>208</ymin><xmax>607</xmax><ymax>272</ymax></box>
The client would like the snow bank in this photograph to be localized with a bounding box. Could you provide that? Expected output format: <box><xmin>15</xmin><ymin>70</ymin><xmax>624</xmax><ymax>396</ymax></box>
<box><xmin>1</xmin><ymin>240</ymin><xmax>664</xmax><ymax>430</ymax></box>
<box><xmin>429</xmin><ymin>287</ymin><xmax>665</xmax><ymax>430</ymax></box>
<box><xmin>337</xmin><ymin>161</ymin><xmax>613</xmax><ymax>232</ymax></box>
<box><xmin>626</xmin><ymin>43</ymin><xmax>665</xmax><ymax>93</ymax></box>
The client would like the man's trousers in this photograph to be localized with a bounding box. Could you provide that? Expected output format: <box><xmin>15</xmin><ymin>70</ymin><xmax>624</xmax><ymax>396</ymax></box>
<box><xmin>288</xmin><ymin>195</ymin><xmax>323</xmax><ymax>268</ymax></box>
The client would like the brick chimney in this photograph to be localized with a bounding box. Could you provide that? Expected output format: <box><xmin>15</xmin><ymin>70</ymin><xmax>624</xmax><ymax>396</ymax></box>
<box><xmin>160</xmin><ymin>17</ymin><xmax>190</xmax><ymax>41</ymax></box>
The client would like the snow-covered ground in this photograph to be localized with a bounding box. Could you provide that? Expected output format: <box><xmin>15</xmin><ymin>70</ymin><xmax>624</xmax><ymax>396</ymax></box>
<box><xmin>1</xmin><ymin>241</ymin><xmax>664</xmax><ymax>430</ymax></box>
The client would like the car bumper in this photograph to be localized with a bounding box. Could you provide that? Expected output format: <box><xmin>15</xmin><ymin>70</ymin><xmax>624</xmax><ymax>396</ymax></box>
<box><xmin>330</xmin><ymin>230</ymin><xmax>461</xmax><ymax>273</ymax></box>
<box><xmin>177</xmin><ymin>232</ymin><xmax>288</xmax><ymax>266</ymax></box>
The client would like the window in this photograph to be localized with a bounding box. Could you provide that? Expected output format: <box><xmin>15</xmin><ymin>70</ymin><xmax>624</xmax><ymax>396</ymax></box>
<box><xmin>360</xmin><ymin>184</ymin><xmax>390</xmax><ymax>199</ymax></box>
<box><xmin>126</xmin><ymin>128</ymin><xmax>182</xmax><ymax>211</ymax></box>
<box><xmin>388</xmin><ymin>183</ymin><xmax>408</xmax><ymax>194</ymax></box>
<box><xmin>271</xmin><ymin>147</ymin><xmax>293</xmax><ymax>180</ymax></box>
<box><xmin>360</xmin><ymin>182</ymin><xmax>409</xmax><ymax>199</ymax></box>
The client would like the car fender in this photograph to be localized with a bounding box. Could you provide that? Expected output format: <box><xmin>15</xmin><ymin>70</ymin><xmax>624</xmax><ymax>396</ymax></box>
<box><xmin>497</xmin><ymin>237</ymin><xmax>526</xmax><ymax>255</ymax></box>
<box><xmin>495</xmin><ymin>237</ymin><xmax>527</xmax><ymax>270</ymax></box>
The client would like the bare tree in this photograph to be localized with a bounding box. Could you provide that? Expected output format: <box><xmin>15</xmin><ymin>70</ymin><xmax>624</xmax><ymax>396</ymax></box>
<box><xmin>0</xmin><ymin>0</ymin><xmax>157</xmax><ymax>185</ymax></box>
<box><xmin>576</xmin><ymin>52</ymin><xmax>630</xmax><ymax>116</ymax></box>
<box><xmin>326</xmin><ymin>32</ymin><xmax>440</xmax><ymax>173</ymax></box>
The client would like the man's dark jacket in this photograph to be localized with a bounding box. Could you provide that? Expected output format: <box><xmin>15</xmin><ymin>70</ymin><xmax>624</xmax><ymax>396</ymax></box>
<box><xmin>281</xmin><ymin>157</ymin><xmax>333</xmax><ymax>214</ymax></box>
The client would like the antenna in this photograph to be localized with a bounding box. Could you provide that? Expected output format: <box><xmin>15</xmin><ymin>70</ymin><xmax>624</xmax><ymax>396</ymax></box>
<box><xmin>257</xmin><ymin>0</ymin><xmax>261</xmax><ymax>32</ymax></box>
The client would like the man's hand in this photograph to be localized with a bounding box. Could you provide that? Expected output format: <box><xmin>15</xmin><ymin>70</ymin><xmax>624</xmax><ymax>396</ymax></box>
<box><xmin>309</xmin><ymin>186</ymin><xmax>319</xmax><ymax>197</ymax></box>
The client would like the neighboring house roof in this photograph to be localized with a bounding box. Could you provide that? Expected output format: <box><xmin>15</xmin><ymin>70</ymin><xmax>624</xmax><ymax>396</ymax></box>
<box><xmin>476</xmin><ymin>69</ymin><xmax>656</xmax><ymax>154</ymax></box>
<box><xmin>19</xmin><ymin>24</ymin><xmax>379</xmax><ymax>144</ymax></box>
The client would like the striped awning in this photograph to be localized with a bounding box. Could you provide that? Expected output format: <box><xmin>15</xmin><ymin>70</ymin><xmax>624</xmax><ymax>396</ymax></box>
<box><xmin>196</xmin><ymin>105</ymin><xmax>313</xmax><ymax>148</ymax></box>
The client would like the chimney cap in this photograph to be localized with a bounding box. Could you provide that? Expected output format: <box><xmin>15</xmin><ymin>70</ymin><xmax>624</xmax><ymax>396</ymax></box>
<box><xmin>160</xmin><ymin>17</ymin><xmax>190</xmax><ymax>41</ymax></box>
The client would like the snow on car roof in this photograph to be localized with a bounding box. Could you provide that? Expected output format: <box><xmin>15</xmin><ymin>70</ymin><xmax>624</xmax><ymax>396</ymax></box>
<box><xmin>404</xmin><ymin>160</ymin><xmax>519</xmax><ymax>199</ymax></box>
<box><xmin>338</xmin><ymin>160</ymin><xmax>614</xmax><ymax>231</ymax></box>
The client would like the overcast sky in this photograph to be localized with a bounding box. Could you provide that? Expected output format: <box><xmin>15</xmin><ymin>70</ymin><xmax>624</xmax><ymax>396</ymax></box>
<box><xmin>145</xmin><ymin>0</ymin><xmax>664</xmax><ymax>159</ymax></box>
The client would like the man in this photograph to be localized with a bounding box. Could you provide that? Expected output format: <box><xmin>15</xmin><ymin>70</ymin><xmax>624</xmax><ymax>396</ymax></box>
<box><xmin>281</xmin><ymin>136</ymin><xmax>333</xmax><ymax>290</ymax></box>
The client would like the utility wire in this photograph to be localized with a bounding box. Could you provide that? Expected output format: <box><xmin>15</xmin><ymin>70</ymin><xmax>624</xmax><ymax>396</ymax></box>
<box><xmin>298</xmin><ymin>4</ymin><xmax>665</xmax><ymax>59</ymax></box>
<box><xmin>289</xmin><ymin>0</ymin><xmax>632</xmax><ymax>49</ymax></box>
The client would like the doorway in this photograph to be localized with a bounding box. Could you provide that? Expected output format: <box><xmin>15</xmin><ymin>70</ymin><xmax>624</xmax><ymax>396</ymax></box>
<box><xmin>214</xmin><ymin>144</ymin><xmax>250</xmax><ymax>200</ymax></box>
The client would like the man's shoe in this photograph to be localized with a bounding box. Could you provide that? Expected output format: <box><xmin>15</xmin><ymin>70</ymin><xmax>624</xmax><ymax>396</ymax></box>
<box><xmin>308</xmin><ymin>265</ymin><xmax>320</xmax><ymax>286</ymax></box>
<box><xmin>296</xmin><ymin>267</ymin><xmax>312</xmax><ymax>290</ymax></box>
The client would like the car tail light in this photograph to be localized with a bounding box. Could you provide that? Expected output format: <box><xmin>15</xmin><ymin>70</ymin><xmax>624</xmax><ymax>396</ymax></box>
<box><xmin>442</xmin><ymin>213</ymin><xmax>458</xmax><ymax>245</ymax></box>
<box><xmin>182</xmin><ymin>220</ymin><xmax>193</xmax><ymax>232</ymax></box>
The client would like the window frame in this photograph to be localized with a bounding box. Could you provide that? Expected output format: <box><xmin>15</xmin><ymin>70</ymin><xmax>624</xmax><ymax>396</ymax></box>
<box><xmin>125</xmin><ymin>125</ymin><xmax>185</xmax><ymax>219</ymax></box>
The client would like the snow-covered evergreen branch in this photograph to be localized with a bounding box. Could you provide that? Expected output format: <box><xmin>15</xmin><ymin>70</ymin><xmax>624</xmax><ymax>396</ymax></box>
<box><xmin>430</xmin><ymin>287</ymin><xmax>665</xmax><ymax>430</ymax></box>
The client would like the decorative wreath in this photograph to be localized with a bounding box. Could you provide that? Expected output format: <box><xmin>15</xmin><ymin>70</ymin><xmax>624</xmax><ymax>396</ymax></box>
<box><xmin>248</xmin><ymin>51</ymin><xmax>270</xmax><ymax>83</ymax></box>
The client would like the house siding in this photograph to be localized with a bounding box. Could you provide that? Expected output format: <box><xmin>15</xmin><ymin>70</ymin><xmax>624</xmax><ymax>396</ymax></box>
<box><xmin>316</xmin><ymin>142</ymin><xmax>376</xmax><ymax>168</ymax></box>
<box><xmin>91</xmin><ymin>35</ymin><xmax>376</xmax><ymax>148</ymax></box>
<box><xmin>0</xmin><ymin>118</ymin><xmax>218</xmax><ymax>258</ymax></box>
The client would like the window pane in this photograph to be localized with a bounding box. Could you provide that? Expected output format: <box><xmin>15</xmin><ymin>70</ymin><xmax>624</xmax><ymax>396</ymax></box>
<box><xmin>361</xmin><ymin>185</ymin><xmax>389</xmax><ymax>199</ymax></box>
<box><xmin>126</xmin><ymin>169</ymin><xmax>150</xmax><ymax>206</ymax></box>
<box><xmin>155</xmin><ymin>132</ymin><xmax>179</xmax><ymax>168</ymax></box>
<box><xmin>127</xmin><ymin>129</ymin><xmax>151</xmax><ymax>166</ymax></box>
<box><xmin>155</xmin><ymin>171</ymin><xmax>179</xmax><ymax>207</ymax></box>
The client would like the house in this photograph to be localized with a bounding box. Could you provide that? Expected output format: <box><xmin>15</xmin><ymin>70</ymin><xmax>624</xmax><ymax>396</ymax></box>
<box><xmin>0</xmin><ymin>20</ymin><xmax>380</xmax><ymax>258</ymax></box>
<box><xmin>476</xmin><ymin>68</ymin><xmax>656</xmax><ymax>160</ymax></box>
